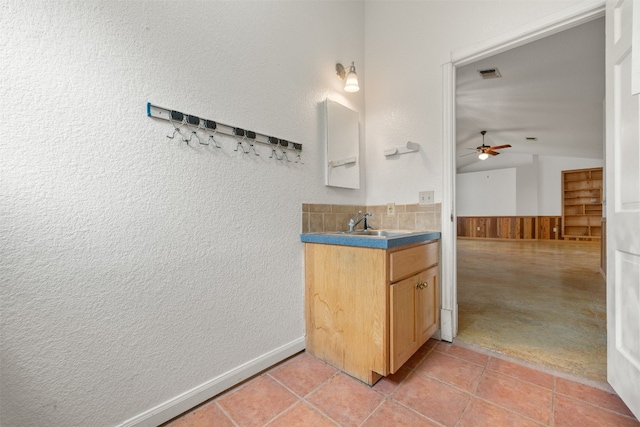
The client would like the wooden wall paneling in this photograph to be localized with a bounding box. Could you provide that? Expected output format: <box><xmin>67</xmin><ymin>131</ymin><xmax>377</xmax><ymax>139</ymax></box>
<box><xmin>538</xmin><ymin>216</ymin><xmax>562</xmax><ymax>240</ymax></box>
<box><xmin>508</xmin><ymin>217</ymin><xmax>516</xmax><ymax>239</ymax></box>
<box><xmin>524</xmin><ymin>217</ymin><xmax>532</xmax><ymax>239</ymax></box>
<box><xmin>457</xmin><ymin>217</ymin><xmax>467</xmax><ymax>237</ymax></box>
<box><xmin>487</xmin><ymin>217</ymin><xmax>499</xmax><ymax>239</ymax></box>
<box><xmin>477</xmin><ymin>218</ymin><xmax>483</xmax><ymax>238</ymax></box>
<box><xmin>539</xmin><ymin>217</ymin><xmax>550</xmax><ymax>240</ymax></box>
<box><xmin>458</xmin><ymin>216</ymin><xmax>563</xmax><ymax>240</ymax></box>
<box><xmin>499</xmin><ymin>218</ymin><xmax>507</xmax><ymax>239</ymax></box>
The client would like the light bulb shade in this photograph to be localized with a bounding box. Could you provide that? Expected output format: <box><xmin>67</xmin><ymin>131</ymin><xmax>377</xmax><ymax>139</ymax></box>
<box><xmin>344</xmin><ymin>65</ymin><xmax>359</xmax><ymax>92</ymax></box>
<box><xmin>478</xmin><ymin>152</ymin><xmax>489</xmax><ymax>160</ymax></box>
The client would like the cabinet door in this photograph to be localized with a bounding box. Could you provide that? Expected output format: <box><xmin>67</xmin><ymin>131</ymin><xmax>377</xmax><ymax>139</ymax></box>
<box><xmin>390</xmin><ymin>273</ymin><xmax>420</xmax><ymax>373</ymax></box>
<box><xmin>417</xmin><ymin>265</ymin><xmax>439</xmax><ymax>346</ymax></box>
<box><xmin>390</xmin><ymin>268</ymin><xmax>438</xmax><ymax>373</ymax></box>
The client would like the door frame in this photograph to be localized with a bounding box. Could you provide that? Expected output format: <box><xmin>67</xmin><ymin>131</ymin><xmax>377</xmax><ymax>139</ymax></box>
<box><xmin>440</xmin><ymin>0</ymin><xmax>606</xmax><ymax>342</ymax></box>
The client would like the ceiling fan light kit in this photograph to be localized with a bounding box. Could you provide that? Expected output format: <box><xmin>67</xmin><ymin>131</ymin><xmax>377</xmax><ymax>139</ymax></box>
<box><xmin>459</xmin><ymin>130</ymin><xmax>512</xmax><ymax>160</ymax></box>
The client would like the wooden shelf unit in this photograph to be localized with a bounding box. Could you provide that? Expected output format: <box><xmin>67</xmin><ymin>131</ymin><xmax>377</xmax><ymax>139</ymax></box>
<box><xmin>562</xmin><ymin>167</ymin><xmax>603</xmax><ymax>240</ymax></box>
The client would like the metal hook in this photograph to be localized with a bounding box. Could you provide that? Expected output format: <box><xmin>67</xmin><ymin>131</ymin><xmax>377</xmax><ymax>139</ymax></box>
<box><xmin>268</xmin><ymin>137</ymin><xmax>279</xmax><ymax>159</ymax></box>
<box><xmin>277</xmin><ymin>140</ymin><xmax>291</xmax><ymax>162</ymax></box>
<box><xmin>292</xmin><ymin>143</ymin><xmax>303</xmax><ymax>164</ymax></box>
<box><xmin>167</xmin><ymin>126</ymin><xmax>181</xmax><ymax>140</ymax></box>
<box><xmin>233</xmin><ymin>128</ymin><xmax>250</xmax><ymax>154</ymax></box>
<box><xmin>167</xmin><ymin>111</ymin><xmax>186</xmax><ymax>140</ymax></box>
<box><xmin>182</xmin><ymin>115</ymin><xmax>201</xmax><ymax>145</ymax></box>
<box><xmin>192</xmin><ymin>122</ymin><xmax>207</xmax><ymax>146</ymax></box>
<box><xmin>246</xmin><ymin>131</ymin><xmax>259</xmax><ymax>156</ymax></box>
<box><xmin>179</xmin><ymin>119</ymin><xmax>191</xmax><ymax>144</ymax></box>
<box><xmin>182</xmin><ymin>130</ymin><xmax>202</xmax><ymax>145</ymax></box>
<box><xmin>203</xmin><ymin>120</ymin><xmax>221</xmax><ymax>148</ymax></box>
<box><xmin>234</xmin><ymin>137</ymin><xmax>250</xmax><ymax>154</ymax></box>
<box><xmin>208</xmin><ymin>132</ymin><xmax>221</xmax><ymax>148</ymax></box>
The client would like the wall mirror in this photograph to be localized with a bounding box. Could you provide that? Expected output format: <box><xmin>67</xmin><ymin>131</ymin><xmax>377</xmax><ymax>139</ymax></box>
<box><xmin>324</xmin><ymin>99</ymin><xmax>360</xmax><ymax>189</ymax></box>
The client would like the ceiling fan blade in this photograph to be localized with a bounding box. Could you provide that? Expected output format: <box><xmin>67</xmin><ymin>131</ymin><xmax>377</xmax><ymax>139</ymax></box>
<box><xmin>488</xmin><ymin>144</ymin><xmax>512</xmax><ymax>150</ymax></box>
<box><xmin>487</xmin><ymin>151</ymin><xmax>500</xmax><ymax>156</ymax></box>
<box><xmin>459</xmin><ymin>151</ymin><xmax>478</xmax><ymax>157</ymax></box>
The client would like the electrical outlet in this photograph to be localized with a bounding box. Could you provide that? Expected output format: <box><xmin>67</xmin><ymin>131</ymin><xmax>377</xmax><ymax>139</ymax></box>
<box><xmin>386</xmin><ymin>203</ymin><xmax>395</xmax><ymax>216</ymax></box>
<box><xmin>477</xmin><ymin>227</ymin><xmax>481</xmax><ymax>231</ymax></box>
<box><xmin>553</xmin><ymin>227</ymin><xmax>558</xmax><ymax>233</ymax></box>
<box><xmin>419</xmin><ymin>190</ymin><xmax>434</xmax><ymax>206</ymax></box>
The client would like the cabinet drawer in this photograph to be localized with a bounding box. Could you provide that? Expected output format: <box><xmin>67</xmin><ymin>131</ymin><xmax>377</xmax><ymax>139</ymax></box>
<box><xmin>389</xmin><ymin>241</ymin><xmax>438</xmax><ymax>282</ymax></box>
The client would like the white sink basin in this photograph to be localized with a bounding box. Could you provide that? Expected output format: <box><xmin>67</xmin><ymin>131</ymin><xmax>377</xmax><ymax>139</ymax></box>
<box><xmin>338</xmin><ymin>230</ymin><xmax>415</xmax><ymax>237</ymax></box>
<box><xmin>327</xmin><ymin>229</ymin><xmax>418</xmax><ymax>237</ymax></box>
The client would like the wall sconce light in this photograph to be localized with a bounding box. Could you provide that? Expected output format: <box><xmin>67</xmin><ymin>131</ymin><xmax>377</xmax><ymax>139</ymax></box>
<box><xmin>478</xmin><ymin>152</ymin><xmax>489</xmax><ymax>160</ymax></box>
<box><xmin>336</xmin><ymin>62</ymin><xmax>359</xmax><ymax>93</ymax></box>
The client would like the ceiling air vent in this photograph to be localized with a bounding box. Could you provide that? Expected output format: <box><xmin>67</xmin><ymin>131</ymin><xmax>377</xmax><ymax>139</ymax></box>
<box><xmin>477</xmin><ymin>67</ymin><xmax>502</xmax><ymax>79</ymax></box>
<box><xmin>526</xmin><ymin>137</ymin><xmax>538</xmax><ymax>141</ymax></box>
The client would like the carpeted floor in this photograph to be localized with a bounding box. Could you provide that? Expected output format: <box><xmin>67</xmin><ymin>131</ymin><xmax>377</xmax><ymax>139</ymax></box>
<box><xmin>456</xmin><ymin>239</ymin><xmax>606</xmax><ymax>382</ymax></box>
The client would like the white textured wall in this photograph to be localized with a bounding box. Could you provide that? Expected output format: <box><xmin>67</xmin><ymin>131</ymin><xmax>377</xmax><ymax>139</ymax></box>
<box><xmin>0</xmin><ymin>1</ymin><xmax>364</xmax><ymax>426</ymax></box>
<box><xmin>364</xmin><ymin>0</ymin><xmax>585</xmax><ymax>206</ymax></box>
<box><xmin>516</xmin><ymin>159</ymin><xmax>539</xmax><ymax>216</ymax></box>
<box><xmin>1</xmin><ymin>1</ymin><xmax>595</xmax><ymax>425</ymax></box>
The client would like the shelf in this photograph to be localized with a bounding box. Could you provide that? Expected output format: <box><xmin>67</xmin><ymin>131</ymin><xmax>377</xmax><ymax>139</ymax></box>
<box><xmin>562</xmin><ymin>167</ymin><xmax>603</xmax><ymax>241</ymax></box>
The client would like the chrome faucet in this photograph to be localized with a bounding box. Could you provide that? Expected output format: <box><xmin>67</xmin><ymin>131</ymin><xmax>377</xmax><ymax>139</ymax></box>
<box><xmin>348</xmin><ymin>211</ymin><xmax>372</xmax><ymax>232</ymax></box>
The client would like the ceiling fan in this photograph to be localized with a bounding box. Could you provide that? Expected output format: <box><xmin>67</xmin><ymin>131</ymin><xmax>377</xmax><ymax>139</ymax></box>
<box><xmin>463</xmin><ymin>130</ymin><xmax>512</xmax><ymax>160</ymax></box>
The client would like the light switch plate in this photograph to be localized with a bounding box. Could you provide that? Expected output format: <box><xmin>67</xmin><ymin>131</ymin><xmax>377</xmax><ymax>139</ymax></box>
<box><xmin>419</xmin><ymin>190</ymin><xmax>434</xmax><ymax>205</ymax></box>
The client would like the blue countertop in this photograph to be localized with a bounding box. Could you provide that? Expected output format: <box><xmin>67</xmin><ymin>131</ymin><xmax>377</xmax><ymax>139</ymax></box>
<box><xmin>300</xmin><ymin>230</ymin><xmax>441</xmax><ymax>249</ymax></box>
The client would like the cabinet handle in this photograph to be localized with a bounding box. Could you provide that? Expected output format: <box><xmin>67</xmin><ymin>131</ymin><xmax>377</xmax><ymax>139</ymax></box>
<box><xmin>416</xmin><ymin>281</ymin><xmax>428</xmax><ymax>290</ymax></box>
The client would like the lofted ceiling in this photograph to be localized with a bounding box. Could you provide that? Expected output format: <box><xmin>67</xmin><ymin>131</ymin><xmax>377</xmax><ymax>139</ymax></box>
<box><xmin>456</xmin><ymin>17</ymin><xmax>605</xmax><ymax>173</ymax></box>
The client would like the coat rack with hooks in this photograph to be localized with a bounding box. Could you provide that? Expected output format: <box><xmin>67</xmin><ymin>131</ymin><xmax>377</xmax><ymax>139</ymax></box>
<box><xmin>146</xmin><ymin>102</ymin><xmax>303</xmax><ymax>163</ymax></box>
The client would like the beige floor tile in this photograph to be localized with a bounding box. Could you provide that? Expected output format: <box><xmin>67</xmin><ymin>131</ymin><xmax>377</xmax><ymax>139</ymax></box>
<box><xmin>306</xmin><ymin>373</ymin><xmax>383</xmax><ymax>427</ymax></box>
<box><xmin>269</xmin><ymin>353</ymin><xmax>337</xmax><ymax>397</ymax></box>
<box><xmin>362</xmin><ymin>400</ymin><xmax>438</xmax><ymax>426</ymax></box>
<box><xmin>217</xmin><ymin>376</ymin><xmax>298</xmax><ymax>427</ymax></box>
<box><xmin>475</xmin><ymin>370</ymin><xmax>552</xmax><ymax>425</ymax></box>
<box><xmin>415</xmin><ymin>351</ymin><xmax>484</xmax><ymax>392</ymax></box>
<box><xmin>394</xmin><ymin>372</ymin><xmax>470</xmax><ymax>427</ymax></box>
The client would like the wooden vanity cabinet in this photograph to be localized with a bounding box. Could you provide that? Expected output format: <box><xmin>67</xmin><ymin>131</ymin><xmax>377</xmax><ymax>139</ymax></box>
<box><xmin>304</xmin><ymin>240</ymin><xmax>439</xmax><ymax>385</ymax></box>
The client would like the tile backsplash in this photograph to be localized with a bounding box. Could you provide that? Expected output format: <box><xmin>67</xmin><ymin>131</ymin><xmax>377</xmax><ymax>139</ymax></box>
<box><xmin>302</xmin><ymin>203</ymin><xmax>442</xmax><ymax>233</ymax></box>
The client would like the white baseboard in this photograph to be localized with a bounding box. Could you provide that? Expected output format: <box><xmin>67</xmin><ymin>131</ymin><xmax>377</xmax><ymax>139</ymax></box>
<box><xmin>117</xmin><ymin>337</ymin><xmax>306</xmax><ymax>427</ymax></box>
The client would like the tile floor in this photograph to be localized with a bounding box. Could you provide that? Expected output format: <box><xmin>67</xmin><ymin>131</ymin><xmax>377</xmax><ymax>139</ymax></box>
<box><xmin>165</xmin><ymin>340</ymin><xmax>639</xmax><ymax>427</ymax></box>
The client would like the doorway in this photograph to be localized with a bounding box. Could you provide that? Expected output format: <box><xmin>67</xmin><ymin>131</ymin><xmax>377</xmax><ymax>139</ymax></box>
<box><xmin>440</xmin><ymin>1</ymin><xmax>607</xmax><ymax>379</ymax></box>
